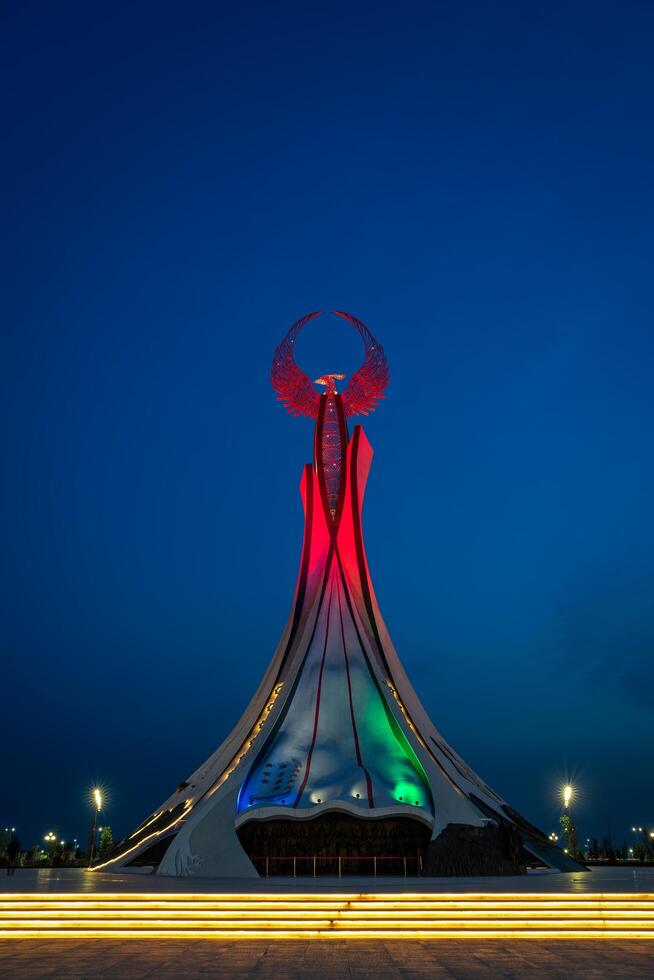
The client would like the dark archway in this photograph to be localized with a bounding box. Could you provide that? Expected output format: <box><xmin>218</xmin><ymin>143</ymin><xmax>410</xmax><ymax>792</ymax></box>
<box><xmin>237</xmin><ymin>812</ymin><xmax>431</xmax><ymax>876</ymax></box>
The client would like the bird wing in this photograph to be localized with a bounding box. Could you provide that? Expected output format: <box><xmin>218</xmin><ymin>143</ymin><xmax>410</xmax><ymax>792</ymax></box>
<box><xmin>271</xmin><ymin>312</ymin><xmax>322</xmax><ymax>418</ymax></box>
<box><xmin>334</xmin><ymin>311</ymin><xmax>389</xmax><ymax>417</ymax></box>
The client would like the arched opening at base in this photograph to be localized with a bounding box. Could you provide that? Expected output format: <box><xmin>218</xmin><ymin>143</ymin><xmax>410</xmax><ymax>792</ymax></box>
<box><xmin>237</xmin><ymin>812</ymin><xmax>431</xmax><ymax>876</ymax></box>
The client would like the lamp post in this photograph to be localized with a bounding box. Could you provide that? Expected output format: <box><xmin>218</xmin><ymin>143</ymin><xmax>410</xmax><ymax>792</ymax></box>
<box><xmin>44</xmin><ymin>831</ymin><xmax>56</xmax><ymax>865</ymax></box>
<box><xmin>87</xmin><ymin>787</ymin><xmax>103</xmax><ymax>867</ymax></box>
<box><xmin>560</xmin><ymin>783</ymin><xmax>578</xmax><ymax>859</ymax></box>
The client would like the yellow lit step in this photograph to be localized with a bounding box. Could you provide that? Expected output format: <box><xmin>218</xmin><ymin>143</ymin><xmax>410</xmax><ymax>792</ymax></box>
<box><xmin>1</xmin><ymin>916</ymin><xmax>654</xmax><ymax>928</ymax></box>
<box><xmin>3</xmin><ymin>929</ymin><xmax>654</xmax><ymax>941</ymax></box>
<box><xmin>2</xmin><ymin>910</ymin><xmax>654</xmax><ymax>922</ymax></box>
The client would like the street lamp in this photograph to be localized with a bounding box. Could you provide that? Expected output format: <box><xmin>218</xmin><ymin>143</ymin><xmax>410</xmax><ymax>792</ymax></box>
<box><xmin>43</xmin><ymin>831</ymin><xmax>57</xmax><ymax>865</ymax></box>
<box><xmin>87</xmin><ymin>786</ymin><xmax>103</xmax><ymax>867</ymax></box>
<box><xmin>559</xmin><ymin>783</ymin><xmax>578</xmax><ymax>859</ymax></box>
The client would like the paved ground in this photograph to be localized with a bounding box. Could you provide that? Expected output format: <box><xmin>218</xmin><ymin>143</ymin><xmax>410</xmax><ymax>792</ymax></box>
<box><xmin>1</xmin><ymin>939</ymin><xmax>654</xmax><ymax>979</ymax></box>
<box><xmin>2</xmin><ymin>865</ymin><xmax>654</xmax><ymax>894</ymax></box>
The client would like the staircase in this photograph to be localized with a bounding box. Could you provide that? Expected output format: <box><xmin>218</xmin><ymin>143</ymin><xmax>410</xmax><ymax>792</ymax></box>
<box><xmin>1</xmin><ymin>892</ymin><xmax>654</xmax><ymax>939</ymax></box>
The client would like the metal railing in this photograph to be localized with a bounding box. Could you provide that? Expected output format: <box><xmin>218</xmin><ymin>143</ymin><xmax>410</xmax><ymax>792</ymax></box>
<box><xmin>251</xmin><ymin>854</ymin><xmax>423</xmax><ymax>877</ymax></box>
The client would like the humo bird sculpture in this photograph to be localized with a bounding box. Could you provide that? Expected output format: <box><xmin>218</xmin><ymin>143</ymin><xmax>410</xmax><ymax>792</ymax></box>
<box><xmin>271</xmin><ymin>310</ymin><xmax>389</xmax><ymax>417</ymax></box>
<box><xmin>92</xmin><ymin>310</ymin><xmax>585</xmax><ymax>879</ymax></box>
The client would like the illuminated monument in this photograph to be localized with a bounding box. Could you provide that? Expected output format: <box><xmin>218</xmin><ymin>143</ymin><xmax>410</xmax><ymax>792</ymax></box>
<box><xmin>96</xmin><ymin>312</ymin><xmax>583</xmax><ymax>877</ymax></box>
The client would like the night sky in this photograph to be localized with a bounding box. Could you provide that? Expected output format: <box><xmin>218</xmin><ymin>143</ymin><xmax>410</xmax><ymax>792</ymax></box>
<box><xmin>2</xmin><ymin>1</ymin><xmax>653</xmax><ymax>853</ymax></box>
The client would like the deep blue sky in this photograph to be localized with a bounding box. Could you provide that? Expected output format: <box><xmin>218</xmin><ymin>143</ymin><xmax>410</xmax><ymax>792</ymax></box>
<box><xmin>2</xmin><ymin>1</ymin><xmax>653</xmax><ymax>852</ymax></box>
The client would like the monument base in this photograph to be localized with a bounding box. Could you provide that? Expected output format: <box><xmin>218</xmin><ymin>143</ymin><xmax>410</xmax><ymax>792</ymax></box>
<box><xmin>424</xmin><ymin>823</ymin><xmax>526</xmax><ymax>877</ymax></box>
<box><xmin>237</xmin><ymin>812</ymin><xmax>431</xmax><ymax>876</ymax></box>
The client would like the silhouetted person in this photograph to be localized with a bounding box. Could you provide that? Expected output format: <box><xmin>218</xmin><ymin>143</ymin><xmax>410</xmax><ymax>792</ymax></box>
<box><xmin>6</xmin><ymin>835</ymin><xmax>20</xmax><ymax>875</ymax></box>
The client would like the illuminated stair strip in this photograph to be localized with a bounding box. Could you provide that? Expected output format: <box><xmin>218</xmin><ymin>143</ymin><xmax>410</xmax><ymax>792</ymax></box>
<box><xmin>1</xmin><ymin>894</ymin><xmax>654</xmax><ymax>939</ymax></box>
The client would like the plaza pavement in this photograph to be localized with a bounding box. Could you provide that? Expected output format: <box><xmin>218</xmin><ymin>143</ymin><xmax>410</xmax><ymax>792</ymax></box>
<box><xmin>2</xmin><ymin>937</ymin><xmax>654</xmax><ymax>979</ymax></box>
<box><xmin>2</xmin><ymin>864</ymin><xmax>654</xmax><ymax>894</ymax></box>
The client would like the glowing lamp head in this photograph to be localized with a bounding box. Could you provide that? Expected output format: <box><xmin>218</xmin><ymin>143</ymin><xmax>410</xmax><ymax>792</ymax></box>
<box><xmin>563</xmin><ymin>784</ymin><xmax>573</xmax><ymax>808</ymax></box>
<box><xmin>93</xmin><ymin>788</ymin><xmax>103</xmax><ymax>811</ymax></box>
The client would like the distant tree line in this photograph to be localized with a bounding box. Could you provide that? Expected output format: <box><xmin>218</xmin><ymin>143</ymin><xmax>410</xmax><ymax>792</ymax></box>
<box><xmin>0</xmin><ymin>826</ymin><xmax>114</xmax><ymax>868</ymax></box>
<box><xmin>585</xmin><ymin>832</ymin><xmax>654</xmax><ymax>864</ymax></box>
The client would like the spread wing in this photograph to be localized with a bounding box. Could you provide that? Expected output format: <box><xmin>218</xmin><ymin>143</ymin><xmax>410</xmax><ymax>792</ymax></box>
<box><xmin>271</xmin><ymin>312</ymin><xmax>322</xmax><ymax>418</ymax></box>
<box><xmin>333</xmin><ymin>311</ymin><xmax>389</xmax><ymax>417</ymax></box>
